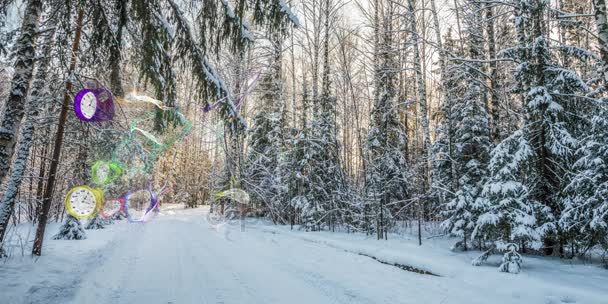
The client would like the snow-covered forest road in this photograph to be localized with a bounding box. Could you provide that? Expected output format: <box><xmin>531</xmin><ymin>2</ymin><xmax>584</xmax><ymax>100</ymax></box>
<box><xmin>70</xmin><ymin>208</ymin><xmax>442</xmax><ymax>304</ymax></box>
<box><xmin>2</xmin><ymin>206</ymin><xmax>608</xmax><ymax>304</ymax></box>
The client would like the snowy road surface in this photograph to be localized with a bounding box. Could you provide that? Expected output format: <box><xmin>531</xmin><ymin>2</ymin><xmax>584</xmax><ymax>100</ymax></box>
<box><xmin>70</xmin><ymin>209</ymin><xmax>444</xmax><ymax>304</ymax></box>
<box><xmin>2</xmin><ymin>206</ymin><xmax>608</xmax><ymax>304</ymax></box>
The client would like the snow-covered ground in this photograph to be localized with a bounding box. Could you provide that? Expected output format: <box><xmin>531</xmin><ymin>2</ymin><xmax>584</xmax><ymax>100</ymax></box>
<box><xmin>1</xmin><ymin>205</ymin><xmax>607</xmax><ymax>304</ymax></box>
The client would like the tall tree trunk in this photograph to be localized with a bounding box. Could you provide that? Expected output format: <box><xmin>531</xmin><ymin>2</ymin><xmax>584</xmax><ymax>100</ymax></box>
<box><xmin>0</xmin><ymin>29</ymin><xmax>53</xmax><ymax>253</ymax></box>
<box><xmin>594</xmin><ymin>0</ymin><xmax>608</xmax><ymax>86</ymax></box>
<box><xmin>453</xmin><ymin>0</ymin><xmax>465</xmax><ymax>54</ymax></box>
<box><xmin>408</xmin><ymin>0</ymin><xmax>432</xmax><ymax>236</ymax></box>
<box><xmin>486</xmin><ymin>4</ymin><xmax>500</xmax><ymax>142</ymax></box>
<box><xmin>32</xmin><ymin>8</ymin><xmax>85</xmax><ymax>256</ymax></box>
<box><xmin>0</xmin><ymin>0</ymin><xmax>43</xmax><ymax>184</ymax></box>
<box><xmin>430</xmin><ymin>0</ymin><xmax>458</xmax><ymax>196</ymax></box>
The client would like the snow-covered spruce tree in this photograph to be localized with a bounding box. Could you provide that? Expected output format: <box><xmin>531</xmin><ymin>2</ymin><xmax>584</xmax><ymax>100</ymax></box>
<box><xmin>244</xmin><ymin>32</ymin><xmax>286</xmax><ymax>219</ymax></box>
<box><xmin>364</xmin><ymin>2</ymin><xmax>408</xmax><ymax>240</ymax></box>
<box><xmin>431</xmin><ymin>30</ymin><xmax>462</xmax><ymax>220</ymax></box>
<box><xmin>286</xmin><ymin>79</ymin><xmax>313</xmax><ymax>227</ymax></box>
<box><xmin>474</xmin><ymin>0</ymin><xmax>589</xmax><ymax>259</ymax></box>
<box><xmin>519</xmin><ymin>0</ymin><xmax>586</xmax><ymax>256</ymax></box>
<box><xmin>558</xmin><ymin>0</ymin><xmax>608</xmax><ymax>254</ymax></box>
<box><xmin>85</xmin><ymin>214</ymin><xmax>105</xmax><ymax>230</ymax></box>
<box><xmin>275</xmin><ymin>127</ymin><xmax>300</xmax><ymax>227</ymax></box>
<box><xmin>0</xmin><ymin>0</ymin><xmax>43</xmax><ymax>184</ymax></box>
<box><xmin>499</xmin><ymin>243</ymin><xmax>523</xmax><ymax>274</ymax></box>
<box><xmin>304</xmin><ymin>0</ymin><xmax>351</xmax><ymax>231</ymax></box>
<box><xmin>270</xmin><ymin>73</ymin><xmax>309</xmax><ymax>227</ymax></box>
<box><xmin>271</xmin><ymin>95</ymin><xmax>292</xmax><ymax>224</ymax></box>
<box><xmin>561</xmin><ymin>102</ymin><xmax>608</xmax><ymax>253</ymax></box>
<box><xmin>53</xmin><ymin>215</ymin><xmax>86</xmax><ymax>240</ymax></box>
<box><xmin>131</xmin><ymin>0</ymin><xmax>178</xmax><ymax>131</ymax></box>
<box><xmin>441</xmin><ymin>0</ymin><xmax>491</xmax><ymax>251</ymax></box>
<box><xmin>472</xmin><ymin>130</ymin><xmax>539</xmax><ymax>265</ymax></box>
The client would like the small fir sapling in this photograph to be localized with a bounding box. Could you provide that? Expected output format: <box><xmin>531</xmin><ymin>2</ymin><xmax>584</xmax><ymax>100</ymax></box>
<box><xmin>499</xmin><ymin>243</ymin><xmax>523</xmax><ymax>274</ymax></box>
<box><xmin>53</xmin><ymin>215</ymin><xmax>86</xmax><ymax>240</ymax></box>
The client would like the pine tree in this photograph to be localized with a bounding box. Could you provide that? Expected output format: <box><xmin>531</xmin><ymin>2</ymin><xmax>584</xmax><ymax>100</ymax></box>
<box><xmin>561</xmin><ymin>102</ymin><xmax>608</xmax><ymax>252</ymax></box>
<box><xmin>364</xmin><ymin>2</ymin><xmax>408</xmax><ymax>240</ymax></box>
<box><xmin>85</xmin><ymin>214</ymin><xmax>106</xmax><ymax>230</ymax></box>
<box><xmin>304</xmin><ymin>0</ymin><xmax>350</xmax><ymax>231</ymax></box>
<box><xmin>431</xmin><ymin>30</ymin><xmax>461</xmax><ymax>219</ymax></box>
<box><xmin>53</xmin><ymin>215</ymin><xmax>86</xmax><ymax>240</ymax></box>
<box><xmin>499</xmin><ymin>243</ymin><xmax>523</xmax><ymax>274</ymax></box>
<box><xmin>287</xmin><ymin>80</ymin><xmax>313</xmax><ymax>228</ymax></box>
<box><xmin>473</xmin><ymin>0</ymin><xmax>589</xmax><ymax>259</ymax></box>
<box><xmin>441</xmin><ymin>0</ymin><xmax>491</xmax><ymax>250</ymax></box>
<box><xmin>244</xmin><ymin>32</ymin><xmax>286</xmax><ymax>218</ymax></box>
<box><xmin>518</xmin><ymin>0</ymin><xmax>584</xmax><ymax>256</ymax></box>
<box><xmin>473</xmin><ymin>130</ymin><xmax>539</xmax><ymax>249</ymax></box>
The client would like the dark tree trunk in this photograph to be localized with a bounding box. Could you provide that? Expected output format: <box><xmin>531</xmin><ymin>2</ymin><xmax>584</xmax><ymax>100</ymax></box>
<box><xmin>32</xmin><ymin>8</ymin><xmax>85</xmax><ymax>256</ymax></box>
<box><xmin>0</xmin><ymin>0</ymin><xmax>43</xmax><ymax>184</ymax></box>
<box><xmin>486</xmin><ymin>4</ymin><xmax>500</xmax><ymax>142</ymax></box>
<box><xmin>0</xmin><ymin>29</ymin><xmax>53</xmax><ymax>248</ymax></box>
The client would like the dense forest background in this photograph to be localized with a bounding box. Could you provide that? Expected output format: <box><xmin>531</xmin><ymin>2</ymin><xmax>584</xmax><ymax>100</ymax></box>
<box><xmin>0</xmin><ymin>0</ymin><xmax>607</xmax><ymax>265</ymax></box>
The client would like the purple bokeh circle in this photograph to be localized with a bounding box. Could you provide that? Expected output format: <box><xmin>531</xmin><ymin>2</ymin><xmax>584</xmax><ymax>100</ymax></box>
<box><xmin>124</xmin><ymin>189</ymin><xmax>159</xmax><ymax>223</ymax></box>
<box><xmin>74</xmin><ymin>88</ymin><xmax>115</xmax><ymax>122</ymax></box>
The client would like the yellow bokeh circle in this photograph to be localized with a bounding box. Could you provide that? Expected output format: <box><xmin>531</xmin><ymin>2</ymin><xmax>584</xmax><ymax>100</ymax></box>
<box><xmin>64</xmin><ymin>185</ymin><xmax>104</xmax><ymax>219</ymax></box>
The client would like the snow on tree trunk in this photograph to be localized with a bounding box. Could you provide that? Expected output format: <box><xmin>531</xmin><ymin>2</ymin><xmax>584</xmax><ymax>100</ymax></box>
<box><xmin>594</xmin><ymin>0</ymin><xmax>608</xmax><ymax>85</ymax></box>
<box><xmin>0</xmin><ymin>28</ymin><xmax>53</xmax><ymax>247</ymax></box>
<box><xmin>0</xmin><ymin>0</ymin><xmax>43</xmax><ymax>185</ymax></box>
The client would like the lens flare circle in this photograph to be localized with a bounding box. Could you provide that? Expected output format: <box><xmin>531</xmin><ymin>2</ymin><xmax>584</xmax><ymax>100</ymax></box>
<box><xmin>125</xmin><ymin>189</ymin><xmax>159</xmax><ymax>223</ymax></box>
<box><xmin>101</xmin><ymin>198</ymin><xmax>123</xmax><ymax>219</ymax></box>
<box><xmin>74</xmin><ymin>88</ymin><xmax>115</xmax><ymax>122</ymax></box>
<box><xmin>214</xmin><ymin>188</ymin><xmax>250</xmax><ymax>205</ymax></box>
<box><xmin>205</xmin><ymin>188</ymin><xmax>251</xmax><ymax>229</ymax></box>
<box><xmin>65</xmin><ymin>186</ymin><xmax>103</xmax><ymax>219</ymax></box>
<box><xmin>91</xmin><ymin>160</ymin><xmax>123</xmax><ymax>185</ymax></box>
<box><xmin>80</xmin><ymin>92</ymin><xmax>97</xmax><ymax>119</ymax></box>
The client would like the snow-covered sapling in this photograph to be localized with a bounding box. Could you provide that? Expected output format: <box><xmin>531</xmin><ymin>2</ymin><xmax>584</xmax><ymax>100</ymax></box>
<box><xmin>471</xmin><ymin>244</ymin><xmax>495</xmax><ymax>266</ymax></box>
<box><xmin>53</xmin><ymin>215</ymin><xmax>87</xmax><ymax>240</ymax></box>
<box><xmin>112</xmin><ymin>210</ymin><xmax>126</xmax><ymax>221</ymax></box>
<box><xmin>499</xmin><ymin>243</ymin><xmax>523</xmax><ymax>274</ymax></box>
<box><xmin>85</xmin><ymin>214</ymin><xmax>105</xmax><ymax>230</ymax></box>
